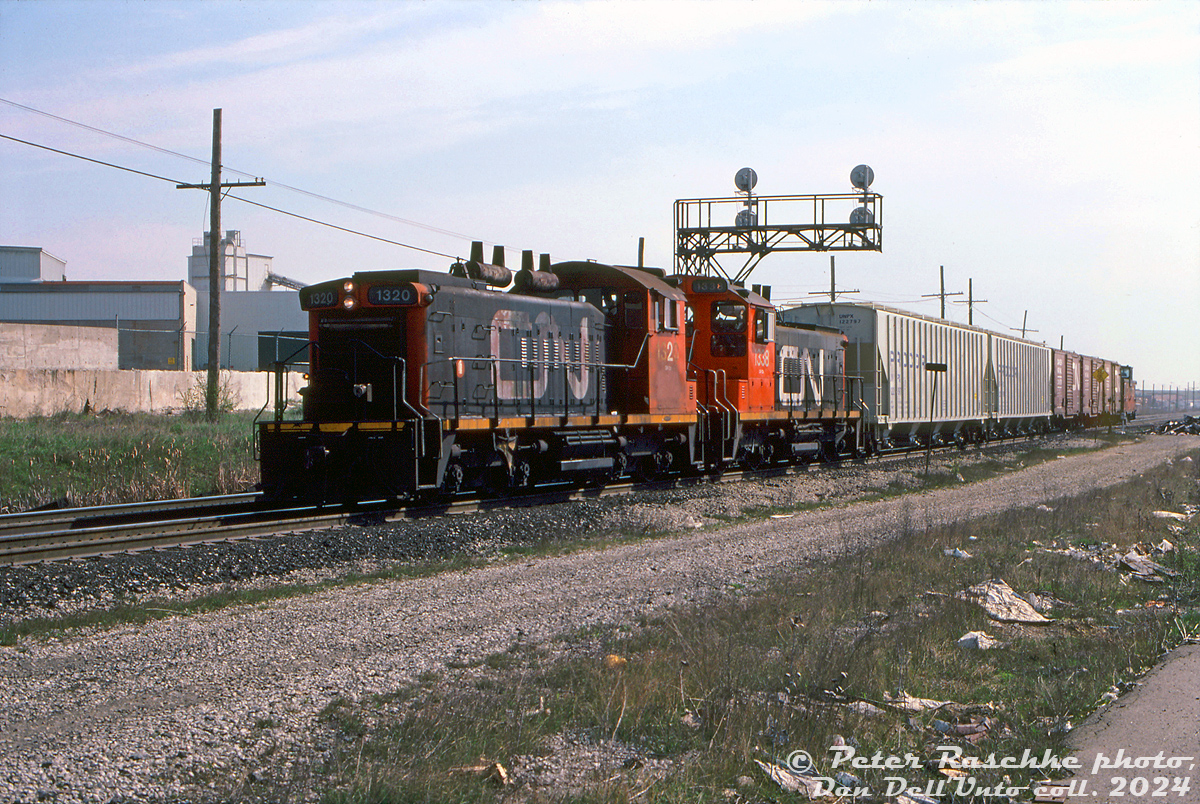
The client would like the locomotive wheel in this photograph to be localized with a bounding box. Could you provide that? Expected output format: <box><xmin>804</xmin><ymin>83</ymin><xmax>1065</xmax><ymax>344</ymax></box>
<box><xmin>440</xmin><ymin>462</ymin><xmax>465</xmax><ymax>496</ymax></box>
<box><xmin>511</xmin><ymin>459</ymin><xmax>532</xmax><ymax>489</ymax></box>
<box><xmin>610</xmin><ymin>452</ymin><xmax>628</xmax><ymax>481</ymax></box>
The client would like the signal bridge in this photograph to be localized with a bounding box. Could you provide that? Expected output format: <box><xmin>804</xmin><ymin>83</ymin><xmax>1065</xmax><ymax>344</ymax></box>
<box><xmin>674</xmin><ymin>165</ymin><xmax>882</xmax><ymax>282</ymax></box>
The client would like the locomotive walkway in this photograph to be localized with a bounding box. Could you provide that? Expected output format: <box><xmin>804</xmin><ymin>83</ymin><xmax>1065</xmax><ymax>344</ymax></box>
<box><xmin>0</xmin><ymin>434</ymin><xmax>1197</xmax><ymax>803</ymax></box>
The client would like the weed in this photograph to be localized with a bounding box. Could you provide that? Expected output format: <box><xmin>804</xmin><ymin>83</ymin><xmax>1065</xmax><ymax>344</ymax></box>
<box><xmin>308</xmin><ymin>448</ymin><xmax>1199</xmax><ymax>803</ymax></box>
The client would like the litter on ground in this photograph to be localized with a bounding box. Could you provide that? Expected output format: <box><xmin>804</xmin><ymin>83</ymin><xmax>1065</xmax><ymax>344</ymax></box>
<box><xmin>957</xmin><ymin>579</ymin><xmax>1051</xmax><ymax>623</ymax></box>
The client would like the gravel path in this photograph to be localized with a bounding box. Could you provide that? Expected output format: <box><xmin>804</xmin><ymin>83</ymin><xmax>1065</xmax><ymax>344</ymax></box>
<box><xmin>1</xmin><ymin>434</ymin><xmax>1197</xmax><ymax>803</ymax></box>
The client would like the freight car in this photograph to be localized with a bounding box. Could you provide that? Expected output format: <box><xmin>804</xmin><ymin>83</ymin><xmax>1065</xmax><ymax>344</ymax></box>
<box><xmin>777</xmin><ymin>302</ymin><xmax>1135</xmax><ymax>451</ymax></box>
<box><xmin>258</xmin><ymin>249</ymin><xmax>863</xmax><ymax>503</ymax></box>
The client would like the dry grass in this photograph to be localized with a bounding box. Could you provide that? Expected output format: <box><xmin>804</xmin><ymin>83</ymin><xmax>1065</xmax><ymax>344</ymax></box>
<box><xmin>307</xmin><ymin>448</ymin><xmax>1200</xmax><ymax>804</ymax></box>
<box><xmin>0</xmin><ymin>411</ymin><xmax>259</xmax><ymax>511</ymax></box>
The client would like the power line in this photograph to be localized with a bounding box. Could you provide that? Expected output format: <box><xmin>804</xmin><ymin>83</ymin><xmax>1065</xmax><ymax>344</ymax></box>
<box><xmin>0</xmin><ymin>96</ymin><xmax>480</xmax><ymax>243</ymax></box>
<box><xmin>0</xmin><ymin>132</ymin><xmax>185</xmax><ymax>185</ymax></box>
<box><xmin>228</xmin><ymin>194</ymin><xmax>457</xmax><ymax>260</ymax></box>
<box><xmin>0</xmin><ymin>97</ymin><xmax>210</xmax><ymax>168</ymax></box>
<box><xmin>1</xmin><ymin>131</ymin><xmax>459</xmax><ymax>260</ymax></box>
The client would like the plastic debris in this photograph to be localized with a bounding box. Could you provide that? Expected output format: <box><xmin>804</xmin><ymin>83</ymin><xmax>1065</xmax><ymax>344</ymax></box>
<box><xmin>958</xmin><ymin>580</ymin><xmax>1051</xmax><ymax>623</ymax></box>
<box><xmin>1036</xmin><ymin>504</ymin><xmax>1054</xmax><ymax>512</ymax></box>
<box><xmin>1048</xmin><ymin>719</ymin><xmax>1073</xmax><ymax>736</ymax></box>
<box><xmin>834</xmin><ymin>771</ymin><xmax>862</xmax><ymax>789</ymax></box>
<box><xmin>603</xmin><ymin>654</ymin><xmax>627</xmax><ymax>670</ymax></box>
<box><xmin>1120</xmin><ymin>550</ymin><xmax>1179</xmax><ymax>582</ymax></box>
<box><xmin>1151</xmin><ymin>510</ymin><xmax>1190</xmax><ymax>521</ymax></box>
<box><xmin>1156</xmin><ymin>416</ymin><xmax>1199</xmax><ymax>435</ymax></box>
<box><xmin>882</xmin><ymin>691</ymin><xmax>951</xmax><ymax>712</ymax></box>
<box><xmin>943</xmin><ymin>547</ymin><xmax>972</xmax><ymax>559</ymax></box>
<box><xmin>754</xmin><ymin>759</ymin><xmax>825</xmax><ymax>797</ymax></box>
<box><xmin>845</xmin><ymin>700</ymin><xmax>886</xmax><ymax>717</ymax></box>
<box><xmin>957</xmin><ymin>630</ymin><xmax>1004</xmax><ymax>650</ymax></box>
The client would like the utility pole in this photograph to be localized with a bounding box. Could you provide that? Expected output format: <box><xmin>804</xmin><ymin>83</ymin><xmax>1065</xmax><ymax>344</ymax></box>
<box><xmin>1012</xmin><ymin>310</ymin><xmax>1039</xmax><ymax>340</ymax></box>
<box><xmin>921</xmin><ymin>265</ymin><xmax>962</xmax><ymax>318</ymax></box>
<box><xmin>808</xmin><ymin>255</ymin><xmax>859</xmax><ymax>305</ymax></box>
<box><xmin>176</xmin><ymin>109</ymin><xmax>264</xmax><ymax>420</ymax></box>
<box><xmin>953</xmin><ymin>278</ymin><xmax>987</xmax><ymax>326</ymax></box>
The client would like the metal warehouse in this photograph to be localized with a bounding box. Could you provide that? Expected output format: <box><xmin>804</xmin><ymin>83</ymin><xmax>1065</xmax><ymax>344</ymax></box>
<box><xmin>0</xmin><ymin>233</ymin><xmax>308</xmax><ymax>372</ymax></box>
<box><xmin>0</xmin><ymin>279</ymin><xmax>196</xmax><ymax>370</ymax></box>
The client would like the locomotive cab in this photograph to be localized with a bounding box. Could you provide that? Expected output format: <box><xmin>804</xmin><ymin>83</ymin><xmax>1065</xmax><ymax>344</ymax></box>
<box><xmin>671</xmin><ymin>275</ymin><xmax>777</xmax><ymax>413</ymax></box>
<box><xmin>548</xmin><ymin>262</ymin><xmax>694</xmax><ymax>417</ymax></box>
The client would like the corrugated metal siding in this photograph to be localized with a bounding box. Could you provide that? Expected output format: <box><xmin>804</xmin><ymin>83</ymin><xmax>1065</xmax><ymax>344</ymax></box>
<box><xmin>0</xmin><ymin>287</ymin><xmax>182</xmax><ymax>321</ymax></box>
<box><xmin>989</xmin><ymin>334</ymin><xmax>1051</xmax><ymax>418</ymax></box>
<box><xmin>0</xmin><ymin>250</ymin><xmax>42</xmax><ymax>282</ymax></box>
<box><xmin>779</xmin><ymin>301</ymin><xmax>1064</xmax><ymax>440</ymax></box>
<box><xmin>878</xmin><ymin>309</ymin><xmax>989</xmax><ymax>426</ymax></box>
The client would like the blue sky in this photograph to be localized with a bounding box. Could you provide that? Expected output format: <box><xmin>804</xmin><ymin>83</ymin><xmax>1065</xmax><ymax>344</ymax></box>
<box><xmin>1</xmin><ymin>0</ymin><xmax>1197</xmax><ymax>388</ymax></box>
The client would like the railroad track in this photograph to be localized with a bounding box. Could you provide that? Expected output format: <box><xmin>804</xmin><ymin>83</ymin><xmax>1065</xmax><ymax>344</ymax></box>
<box><xmin>0</xmin><ymin>427</ymin><xmax>1145</xmax><ymax>567</ymax></box>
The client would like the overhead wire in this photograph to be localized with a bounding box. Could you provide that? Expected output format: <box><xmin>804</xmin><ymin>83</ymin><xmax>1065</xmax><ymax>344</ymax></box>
<box><xmin>0</xmin><ymin>96</ymin><xmax>481</xmax><ymax>243</ymax></box>
<box><xmin>0</xmin><ymin>131</ymin><xmax>460</xmax><ymax>261</ymax></box>
<box><xmin>227</xmin><ymin>195</ymin><xmax>457</xmax><ymax>260</ymax></box>
<box><xmin>0</xmin><ymin>132</ymin><xmax>186</xmax><ymax>185</ymax></box>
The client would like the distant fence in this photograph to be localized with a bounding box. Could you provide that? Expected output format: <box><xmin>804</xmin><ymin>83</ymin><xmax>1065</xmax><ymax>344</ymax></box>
<box><xmin>0</xmin><ymin>368</ymin><xmax>305</xmax><ymax>418</ymax></box>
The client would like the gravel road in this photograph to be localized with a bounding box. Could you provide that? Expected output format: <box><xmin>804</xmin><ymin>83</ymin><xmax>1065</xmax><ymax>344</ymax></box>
<box><xmin>1</xmin><ymin>434</ymin><xmax>1197</xmax><ymax>803</ymax></box>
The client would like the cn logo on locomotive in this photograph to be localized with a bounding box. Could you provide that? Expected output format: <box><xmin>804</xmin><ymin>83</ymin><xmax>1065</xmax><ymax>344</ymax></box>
<box><xmin>489</xmin><ymin>309</ymin><xmax>594</xmax><ymax>401</ymax></box>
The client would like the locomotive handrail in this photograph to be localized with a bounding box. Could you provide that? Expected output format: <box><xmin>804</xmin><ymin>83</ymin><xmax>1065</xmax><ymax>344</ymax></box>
<box><xmin>343</xmin><ymin>338</ymin><xmax>426</xmax><ymax>424</ymax></box>
<box><xmin>260</xmin><ymin>340</ymin><xmax>320</xmax><ymax>424</ymax></box>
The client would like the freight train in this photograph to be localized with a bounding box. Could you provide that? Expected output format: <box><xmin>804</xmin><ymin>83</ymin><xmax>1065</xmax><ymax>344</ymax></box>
<box><xmin>257</xmin><ymin>246</ymin><xmax>1135</xmax><ymax>503</ymax></box>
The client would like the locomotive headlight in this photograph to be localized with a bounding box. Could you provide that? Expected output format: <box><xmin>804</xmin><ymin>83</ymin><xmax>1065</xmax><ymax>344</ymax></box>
<box><xmin>342</xmin><ymin>295</ymin><xmax>357</xmax><ymax>310</ymax></box>
<box><xmin>343</xmin><ymin>280</ymin><xmax>356</xmax><ymax>294</ymax></box>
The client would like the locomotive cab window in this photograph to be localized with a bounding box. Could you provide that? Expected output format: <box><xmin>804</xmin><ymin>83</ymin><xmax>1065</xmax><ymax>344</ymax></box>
<box><xmin>656</xmin><ymin>295</ymin><xmax>680</xmax><ymax>332</ymax></box>
<box><xmin>754</xmin><ymin>308</ymin><xmax>774</xmax><ymax>344</ymax></box>
<box><xmin>574</xmin><ymin>288</ymin><xmax>619</xmax><ymax>318</ymax></box>
<box><xmin>623</xmin><ymin>292</ymin><xmax>646</xmax><ymax>328</ymax></box>
<box><xmin>711</xmin><ymin>301</ymin><xmax>746</xmax><ymax>333</ymax></box>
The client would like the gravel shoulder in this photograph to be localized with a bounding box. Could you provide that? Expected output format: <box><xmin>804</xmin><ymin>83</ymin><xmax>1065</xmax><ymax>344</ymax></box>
<box><xmin>1</xmin><ymin>434</ymin><xmax>1197</xmax><ymax>803</ymax></box>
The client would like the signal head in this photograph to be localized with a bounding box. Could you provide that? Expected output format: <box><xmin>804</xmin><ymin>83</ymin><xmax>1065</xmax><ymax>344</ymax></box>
<box><xmin>850</xmin><ymin>164</ymin><xmax>875</xmax><ymax>190</ymax></box>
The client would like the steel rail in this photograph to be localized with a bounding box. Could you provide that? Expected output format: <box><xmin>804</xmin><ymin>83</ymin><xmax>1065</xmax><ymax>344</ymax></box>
<box><xmin>0</xmin><ymin>426</ymin><xmax>1136</xmax><ymax>567</ymax></box>
<box><xmin>0</xmin><ymin>493</ymin><xmax>261</xmax><ymax>539</ymax></box>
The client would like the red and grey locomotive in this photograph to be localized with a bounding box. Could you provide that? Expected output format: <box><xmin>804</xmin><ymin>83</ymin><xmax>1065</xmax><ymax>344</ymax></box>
<box><xmin>258</xmin><ymin>246</ymin><xmax>858</xmax><ymax>502</ymax></box>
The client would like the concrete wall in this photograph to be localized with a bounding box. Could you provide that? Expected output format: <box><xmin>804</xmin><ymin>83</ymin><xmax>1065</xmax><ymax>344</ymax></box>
<box><xmin>0</xmin><ymin>368</ymin><xmax>306</xmax><ymax>418</ymax></box>
<box><xmin>0</xmin><ymin>323</ymin><xmax>118</xmax><ymax>370</ymax></box>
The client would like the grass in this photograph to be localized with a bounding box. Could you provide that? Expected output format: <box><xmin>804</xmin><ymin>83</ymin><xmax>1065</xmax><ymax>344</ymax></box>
<box><xmin>0</xmin><ymin>432</ymin><xmax>1142</xmax><ymax>644</ymax></box>
<box><xmin>0</xmin><ymin>410</ymin><xmax>260</xmax><ymax>511</ymax></box>
<box><xmin>298</xmin><ymin>447</ymin><xmax>1200</xmax><ymax>804</ymax></box>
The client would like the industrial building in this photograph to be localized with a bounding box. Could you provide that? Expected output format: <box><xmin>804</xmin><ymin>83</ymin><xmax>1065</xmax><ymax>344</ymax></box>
<box><xmin>0</xmin><ymin>233</ymin><xmax>308</xmax><ymax>372</ymax></box>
